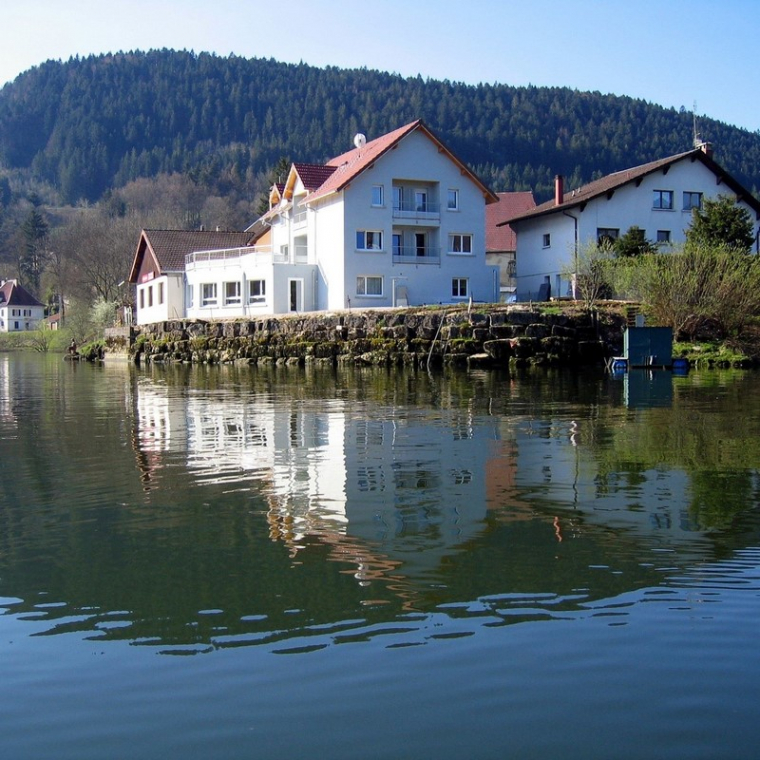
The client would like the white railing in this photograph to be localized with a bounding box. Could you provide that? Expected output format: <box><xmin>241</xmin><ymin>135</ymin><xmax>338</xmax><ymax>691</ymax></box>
<box><xmin>392</xmin><ymin>201</ymin><xmax>441</xmax><ymax>222</ymax></box>
<box><xmin>392</xmin><ymin>246</ymin><xmax>441</xmax><ymax>264</ymax></box>
<box><xmin>292</xmin><ymin>210</ymin><xmax>307</xmax><ymax>227</ymax></box>
<box><xmin>186</xmin><ymin>246</ymin><xmax>276</xmax><ymax>268</ymax></box>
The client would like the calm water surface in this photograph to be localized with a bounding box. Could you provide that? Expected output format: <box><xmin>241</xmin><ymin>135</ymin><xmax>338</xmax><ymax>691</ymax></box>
<box><xmin>1</xmin><ymin>354</ymin><xmax>759</xmax><ymax>759</ymax></box>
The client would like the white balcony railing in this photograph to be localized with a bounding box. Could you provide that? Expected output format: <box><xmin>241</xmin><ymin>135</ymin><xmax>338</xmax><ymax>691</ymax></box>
<box><xmin>392</xmin><ymin>246</ymin><xmax>441</xmax><ymax>264</ymax></box>
<box><xmin>185</xmin><ymin>246</ymin><xmax>280</xmax><ymax>268</ymax></box>
<box><xmin>392</xmin><ymin>201</ymin><xmax>440</xmax><ymax>223</ymax></box>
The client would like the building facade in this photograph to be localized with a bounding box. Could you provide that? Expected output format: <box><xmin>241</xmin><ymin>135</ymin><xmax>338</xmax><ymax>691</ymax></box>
<box><xmin>505</xmin><ymin>145</ymin><xmax>760</xmax><ymax>301</ymax></box>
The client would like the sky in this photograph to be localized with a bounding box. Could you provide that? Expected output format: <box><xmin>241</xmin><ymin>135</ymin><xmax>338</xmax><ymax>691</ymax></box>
<box><xmin>2</xmin><ymin>0</ymin><xmax>759</xmax><ymax>135</ymax></box>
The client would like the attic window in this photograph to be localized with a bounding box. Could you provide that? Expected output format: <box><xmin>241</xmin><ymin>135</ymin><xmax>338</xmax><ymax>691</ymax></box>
<box><xmin>653</xmin><ymin>190</ymin><xmax>674</xmax><ymax>210</ymax></box>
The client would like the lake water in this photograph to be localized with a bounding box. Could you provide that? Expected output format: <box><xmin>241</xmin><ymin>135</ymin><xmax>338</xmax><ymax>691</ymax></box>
<box><xmin>1</xmin><ymin>353</ymin><xmax>759</xmax><ymax>759</ymax></box>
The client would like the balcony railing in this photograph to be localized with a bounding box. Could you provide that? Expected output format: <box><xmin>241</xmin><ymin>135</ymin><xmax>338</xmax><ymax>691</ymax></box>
<box><xmin>392</xmin><ymin>246</ymin><xmax>441</xmax><ymax>265</ymax></box>
<box><xmin>392</xmin><ymin>201</ymin><xmax>440</xmax><ymax>223</ymax></box>
<box><xmin>186</xmin><ymin>246</ymin><xmax>290</xmax><ymax>268</ymax></box>
<box><xmin>292</xmin><ymin>210</ymin><xmax>307</xmax><ymax>227</ymax></box>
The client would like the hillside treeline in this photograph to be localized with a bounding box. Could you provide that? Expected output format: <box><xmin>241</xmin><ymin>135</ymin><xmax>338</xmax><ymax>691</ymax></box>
<box><xmin>1</xmin><ymin>49</ymin><xmax>759</xmax><ymax>207</ymax></box>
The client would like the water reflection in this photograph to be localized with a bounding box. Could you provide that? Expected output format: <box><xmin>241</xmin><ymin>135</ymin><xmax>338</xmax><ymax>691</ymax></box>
<box><xmin>0</xmin><ymin>358</ymin><xmax>759</xmax><ymax>652</ymax></box>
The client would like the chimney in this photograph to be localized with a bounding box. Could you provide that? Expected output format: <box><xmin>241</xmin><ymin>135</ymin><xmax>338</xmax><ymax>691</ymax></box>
<box><xmin>700</xmin><ymin>141</ymin><xmax>714</xmax><ymax>158</ymax></box>
<box><xmin>554</xmin><ymin>175</ymin><xmax>564</xmax><ymax>206</ymax></box>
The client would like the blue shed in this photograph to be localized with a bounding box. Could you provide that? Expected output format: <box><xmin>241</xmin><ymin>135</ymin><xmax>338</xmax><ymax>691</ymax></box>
<box><xmin>623</xmin><ymin>327</ymin><xmax>673</xmax><ymax>368</ymax></box>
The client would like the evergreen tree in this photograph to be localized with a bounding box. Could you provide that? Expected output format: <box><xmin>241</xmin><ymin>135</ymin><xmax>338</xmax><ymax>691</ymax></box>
<box><xmin>686</xmin><ymin>195</ymin><xmax>755</xmax><ymax>252</ymax></box>
<box><xmin>20</xmin><ymin>207</ymin><xmax>49</xmax><ymax>295</ymax></box>
<box><xmin>614</xmin><ymin>226</ymin><xmax>656</xmax><ymax>257</ymax></box>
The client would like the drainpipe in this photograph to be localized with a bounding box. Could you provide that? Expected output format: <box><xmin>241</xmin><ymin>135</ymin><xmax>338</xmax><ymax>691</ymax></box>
<box><xmin>562</xmin><ymin>210</ymin><xmax>579</xmax><ymax>299</ymax></box>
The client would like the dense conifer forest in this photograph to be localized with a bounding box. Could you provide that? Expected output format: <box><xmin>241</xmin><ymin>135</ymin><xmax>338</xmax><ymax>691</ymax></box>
<box><xmin>1</xmin><ymin>49</ymin><xmax>759</xmax><ymax>206</ymax></box>
<box><xmin>0</xmin><ymin>49</ymin><xmax>759</xmax><ymax>319</ymax></box>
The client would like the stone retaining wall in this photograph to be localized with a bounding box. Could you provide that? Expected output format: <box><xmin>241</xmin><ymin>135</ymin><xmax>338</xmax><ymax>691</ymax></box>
<box><xmin>125</xmin><ymin>305</ymin><xmax>627</xmax><ymax>370</ymax></box>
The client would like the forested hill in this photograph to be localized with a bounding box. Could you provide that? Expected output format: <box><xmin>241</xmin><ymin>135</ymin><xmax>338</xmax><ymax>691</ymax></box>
<box><xmin>1</xmin><ymin>49</ymin><xmax>759</xmax><ymax>205</ymax></box>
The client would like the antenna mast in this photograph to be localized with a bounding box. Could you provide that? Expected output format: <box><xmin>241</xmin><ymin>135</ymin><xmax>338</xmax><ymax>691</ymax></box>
<box><xmin>692</xmin><ymin>101</ymin><xmax>702</xmax><ymax>148</ymax></box>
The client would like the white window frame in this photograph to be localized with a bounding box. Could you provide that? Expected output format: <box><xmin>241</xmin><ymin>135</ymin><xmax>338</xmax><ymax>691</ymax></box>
<box><xmin>449</xmin><ymin>233</ymin><xmax>473</xmax><ymax>255</ymax></box>
<box><xmin>186</xmin><ymin>282</ymin><xmax>194</xmax><ymax>309</ymax></box>
<box><xmin>371</xmin><ymin>184</ymin><xmax>384</xmax><ymax>207</ymax></box>
<box><xmin>356</xmin><ymin>230</ymin><xmax>384</xmax><ymax>251</ymax></box>
<box><xmin>356</xmin><ymin>275</ymin><xmax>383</xmax><ymax>297</ymax></box>
<box><xmin>158</xmin><ymin>282</ymin><xmax>164</xmax><ymax>305</ymax></box>
<box><xmin>224</xmin><ymin>281</ymin><xmax>241</xmax><ymax>306</ymax></box>
<box><xmin>542</xmin><ymin>233</ymin><xmax>551</xmax><ymax>248</ymax></box>
<box><xmin>653</xmin><ymin>190</ymin><xmax>674</xmax><ymax>210</ymax></box>
<box><xmin>201</xmin><ymin>283</ymin><xmax>218</xmax><ymax>307</ymax></box>
<box><xmin>447</xmin><ymin>189</ymin><xmax>459</xmax><ymax>211</ymax></box>
<box><xmin>415</xmin><ymin>189</ymin><xmax>428</xmax><ymax>212</ymax></box>
<box><xmin>452</xmin><ymin>278</ymin><xmax>469</xmax><ymax>298</ymax></box>
<box><xmin>248</xmin><ymin>279</ymin><xmax>266</xmax><ymax>303</ymax></box>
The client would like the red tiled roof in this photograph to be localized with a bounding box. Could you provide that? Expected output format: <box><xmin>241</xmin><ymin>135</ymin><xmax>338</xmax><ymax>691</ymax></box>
<box><xmin>0</xmin><ymin>279</ymin><xmax>44</xmax><ymax>307</ymax></box>
<box><xmin>128</xmin><ymin>229</ymin><xmax>255</xmax><ymax>282</ymax></box>
<box><xmin>486</xmin><ymin>192</ymin><xmax>536</xmax><ymax>251</ymax></box>
<box><xmin>291</xmin><ymin>163</ymin><xmax>337</xmax><ymax>192</ymax></box>
<box><xmin>304</xmin><ymin>119</ymin><xmax>498</xmax><ymax>205</ymax></box>
<box><xmin>503</xmin><ymin>148</ymin><xmax>760</xmax><ymax>225</ymax></box>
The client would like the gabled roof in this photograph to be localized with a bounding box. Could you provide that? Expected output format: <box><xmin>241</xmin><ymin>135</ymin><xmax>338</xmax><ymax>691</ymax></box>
<box><xmin>288</xmin><ymin>163</ymin><xmax>337</xmax><ymax>195</ymax></box>
<box><xmin>302</xmin><ymin>119</ymin><xmax>499</xmax><ymax>205</ymax></box>
<box><xmin>0</xmin><ymin>279</ymin><xmax>44</xmax><ymax>308</ymax></box>
<box><xmin>128</xmin><ymin>229</ymin><xmax>255</xmax><ymax>283</ymax></box>
<box><xmin>502</xmin><ymin>148</ymin><xmax>760</xmax><ymax>226</ymax></box>
<box><xmin>486</xmin><ymin>192</ymin><xmax>536</xmax><ymax>251</ymax></box>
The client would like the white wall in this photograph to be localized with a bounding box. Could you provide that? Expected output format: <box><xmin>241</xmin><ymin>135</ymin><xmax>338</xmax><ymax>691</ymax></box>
<box><xmin>338</xmin><ymin>129</ymin><xmax>497</xmax><ymax>307</ymax></box>
<box><xmin>135</xmin><ymin>274</ymin><xmax>185</xmax><ymax>325</ymax></box>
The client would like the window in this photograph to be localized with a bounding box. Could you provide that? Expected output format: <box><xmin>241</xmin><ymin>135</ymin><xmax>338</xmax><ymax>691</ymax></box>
<box><xmin>249</xmin><ymin>279</ymin><xmax>266</xmax><ymax>303</ymax></box>
<box><xmin>653</xmin><ymin>190</ymin><xmax>674</xmax><ymax>210</ymax></box>
<box><xmin>393</xmin><ymin>186</ymin><xmax>403</xmax><ymax>211</ymax></box>
<box><xmin>542</xmin><ymin>233</ymin><xmax>551</xmax><ymax>248</ymax></box>
<box><xmin>224</xmin><ymin>281</ymin><xmax>241</xmax><ymax>306</ymax></box>
<box><xmin>201</xmin><ymin>283</ymin><xmax>218</xmax><ymax>307</ymax></box>
<box><xmin>371</xmin><ymin>185</ymin><xmax>384</xmax><ymax>207</ymax></box>
<box><xmin>148</xmin><ymin>285</ymin><xmax>153</xmax><ymax>307</ymax></box>
<box><xmin>356</xmin><ymin>230</ymin><xmax>383</xmax><ymax>251</ymax></box>
<box><xmin>158</xmin><ymin>282</ymin><xmax>164</xmax><ymax>305</ymax></box>
<box><xmin>392</xmin><ymin>233</ymin><xmax>402</xmax><ymax>257</ymax></box>
<box><xmin>356</xmin><ymin>275</ymin><xmax>383</xmax><ymax>296</ymax></box>
<box><xmin>683</xmin><ymin>191</ymin><xmax>703</xmax><ymax>211</ymax></box>
<box><xmin>452</xmin><ymin>278</ymin><xmax>468</xmax><ymax>298</ymax></box>
<box><xmin>449</xmin><ymin>233</ymin><xmax>473</xmax><ymax>254</ymax></box>
<box><xmin>139</xmin><ymin>289</ymin><xmax>145</xmax><ymax>309</ymax></box>
<box><xmin>447</xmin><ymin>189</ymin><xmax>459</xmax><ymax>210</ymax></box>
<box><xmin>657</xmin><ymin>230</ymin><xmax>671</xmax><ymax>244</ymax></box>
<box><xmin>597</xmin><ymin>228</ymin><xmax>619</xmax><ymax>247</ymax></box>
<box><xmin>415</xmin><ymin>189</ymin><xmax>428</xmax><ymax>212</ymax></box>
<box><xmin>186</xmin><ymin>283</ymin><xmax>194</xmax><ymax>309</ymax></box>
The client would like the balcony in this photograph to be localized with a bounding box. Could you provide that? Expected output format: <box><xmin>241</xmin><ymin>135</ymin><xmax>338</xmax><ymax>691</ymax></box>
<box><xmin>392</xmin><ymin>246</ymin><xmax>441</xmax><ymax>265</ymax></box>
<box><xmin>392</xmin><ymin>200</ymin><xmax>440</xmax><ymax>225</ymax></box>
<box><xmin>186</xmin><ymin>246</ymin><xmax>287</xmax><ymax>269</ymax></box>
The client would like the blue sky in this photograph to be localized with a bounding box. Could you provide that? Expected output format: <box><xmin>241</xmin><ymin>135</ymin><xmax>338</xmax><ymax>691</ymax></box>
<box><xmin>3</xmin><ymin>0</ymin><xmax>758</xmax><ymax>134</ymax></box>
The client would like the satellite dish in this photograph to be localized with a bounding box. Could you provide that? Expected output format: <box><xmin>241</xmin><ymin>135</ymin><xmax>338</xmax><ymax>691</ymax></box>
<box><xmin>353</xmin><ymin>133</ymin><xmax>367</xmax><ymax>150</ymax></box>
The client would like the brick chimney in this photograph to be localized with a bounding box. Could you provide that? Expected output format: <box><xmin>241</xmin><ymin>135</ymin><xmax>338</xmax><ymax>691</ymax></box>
<box><xmin>699</xmin><ymin>141</ymin><xmax>714</xmax><ymax>158</ymax></box>
<box><xmin>554</xmin><ymin>175</ymin><xmax>564</xmax><ymax>206</ymax></box>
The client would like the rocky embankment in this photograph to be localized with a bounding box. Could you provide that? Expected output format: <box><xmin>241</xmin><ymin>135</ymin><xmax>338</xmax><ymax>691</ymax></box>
<box><xmin>121</xmin><ymin>305</ymin><xmax>627</xmax><ymax>370</ymax></box>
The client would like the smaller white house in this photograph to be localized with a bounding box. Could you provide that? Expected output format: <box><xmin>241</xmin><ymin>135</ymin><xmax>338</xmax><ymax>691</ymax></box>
<box><xmin>504</xmin><ymin>144</ymin><xmax>760</xmax><ymax>300</ymax></box>
<box><xmin>129</xmin><ymin>230</ymin><xmax>255</xmax><ymax>325</ymax></box>
<box><xmin>0</xmin><ymin>279</ymin><xmax>45</xmax><ymax>332</ymax></box>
